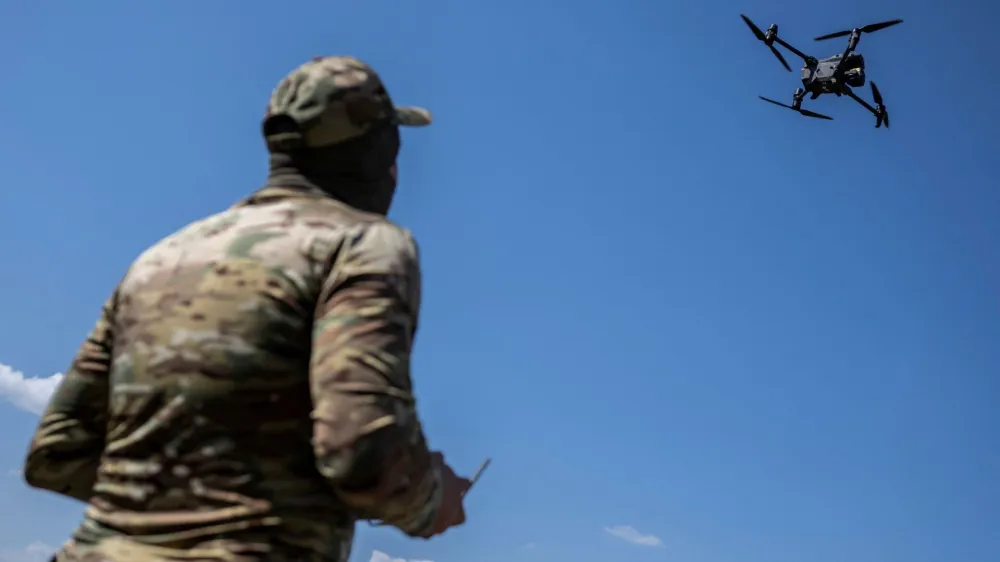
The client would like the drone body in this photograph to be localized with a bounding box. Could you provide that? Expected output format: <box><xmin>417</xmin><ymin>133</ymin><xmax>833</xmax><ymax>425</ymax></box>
<box><xmin>740</xmin><ymin>14</ymin><xmax>902</xmax><ymax>128</ymax></box>
<box><xmin>802</xmin><ymin>52</ymin><xmax>866</xmax><ymax>92</ymax></box>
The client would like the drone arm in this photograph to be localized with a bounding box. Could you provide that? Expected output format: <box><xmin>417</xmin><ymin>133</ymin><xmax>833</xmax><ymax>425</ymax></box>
<box><xmin>831</xmin><ymin>33</ymin><xmax>861</xmax><ymax>80</ymax></box>
<box><xmin>843</xmin><ymin>87</ymin><xmax>878</xmax><ymax>116</ymax></box>
<box><xmin>772</xmin><ymin>36</ymin><xmax>813</xmax><ymax>63</ymax></box>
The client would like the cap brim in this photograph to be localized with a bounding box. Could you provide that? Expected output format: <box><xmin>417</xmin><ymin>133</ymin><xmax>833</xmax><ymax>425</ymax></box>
<box><xmin>394</xmin><ymin>106</ymin><xmax>432</xmax><ymax>126</ymax></box>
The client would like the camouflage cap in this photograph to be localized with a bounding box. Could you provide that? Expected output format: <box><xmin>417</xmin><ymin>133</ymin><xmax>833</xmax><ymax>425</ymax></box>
<box><xmin>263</xmin><ymin>55</ymin><xmax>431</xmax><ymax>150</ymax></box>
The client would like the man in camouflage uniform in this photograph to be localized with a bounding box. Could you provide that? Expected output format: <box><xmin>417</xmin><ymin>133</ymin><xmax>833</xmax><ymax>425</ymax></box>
<box><xmin>22</xmin><ymin>55</ymin><xmax>470</xmax><ymax>562</ymax></box>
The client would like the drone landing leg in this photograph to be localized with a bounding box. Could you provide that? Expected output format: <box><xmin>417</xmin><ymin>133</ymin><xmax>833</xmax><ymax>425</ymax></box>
<box><xmin>791</xmin><ymin>87</ymin><xmax>808</xmax><ymax>110</ymax></box>
<box><xmin>791</xmin><ymin>87</ymin><xmax>832</xmax><ymax>120</ymax></box>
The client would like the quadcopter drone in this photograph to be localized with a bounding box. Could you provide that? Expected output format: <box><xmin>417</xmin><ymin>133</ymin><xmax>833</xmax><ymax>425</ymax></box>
<box><xmin>740</xmin><ymin>14</ymin><xmax>902</xmax><ymax>127</ymax></box>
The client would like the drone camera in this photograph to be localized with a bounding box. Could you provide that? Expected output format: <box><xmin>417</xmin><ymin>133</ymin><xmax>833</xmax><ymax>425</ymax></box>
<box><xmin>843</xmin><ymin>67</ymin><xmax>865</xmax><ymax>87</ymax></box>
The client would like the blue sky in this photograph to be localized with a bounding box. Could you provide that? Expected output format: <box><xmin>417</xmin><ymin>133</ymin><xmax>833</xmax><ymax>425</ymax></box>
<box><xmin>1</xmin><ymin>0</ymin><xmax>998</xmax><ymax>561</ymax></box>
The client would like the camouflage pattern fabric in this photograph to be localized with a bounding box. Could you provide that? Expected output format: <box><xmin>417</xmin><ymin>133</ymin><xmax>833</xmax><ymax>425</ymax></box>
<box><xmin>264</xmin><ymin>55</ymin><xmax>432</xmax><ymax>151</ymax></box>
<box><xmin>52</xmin><ymin>535</ymin><xmax>342</xmax><ymax>562</ymax></box>
<box><xmin>23</xmin><ymin>182</ymin><xmax>443</xmax><ymax>561</ymax></box>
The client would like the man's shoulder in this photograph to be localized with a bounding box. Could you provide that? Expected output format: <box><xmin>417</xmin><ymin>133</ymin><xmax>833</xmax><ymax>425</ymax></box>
<box><xmin>118</xmin><ymin>203</ymin><xmax>327</xmax><ymax>290</ymax></box>
<box><xmin>287</xmin><ymin>196</ymin><xmax>418</xmax><ymax>262</ymax></box>
<box><xmin>124</xmin><ymin>201</ymin><xmax>417</xmax><ymax>285</ymax></box>
<box><xmin>349</xmin><ymin>220</ymin><xmax>417</xmax><ymax>253</ymax></box>
<box><xmin>338</xmin><ymin>220</ymin><xmax>419</xmax><ymax>276</ymax></box>
<box><xmin>141</xmin><ymin>198</ymin><xmax>401</xmax><ymax>252</ymax></box>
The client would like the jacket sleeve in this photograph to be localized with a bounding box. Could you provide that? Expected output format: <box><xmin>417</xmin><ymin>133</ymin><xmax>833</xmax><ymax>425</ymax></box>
<box><xmin>309</xmin><ymin>222</ymin><xmax>441</xmax><ymax>537</ymax></box>
<box><xmin>23</xmin><ymin>289</ymin><xmax>116</xmax><ymax>503</ymax></box>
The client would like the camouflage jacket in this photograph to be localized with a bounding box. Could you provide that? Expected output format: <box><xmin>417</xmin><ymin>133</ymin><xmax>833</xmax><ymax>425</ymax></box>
<box><xmin>22</xmin><ymin>185</ymin><xmax>441</xmax><ymax>562</ymax></box>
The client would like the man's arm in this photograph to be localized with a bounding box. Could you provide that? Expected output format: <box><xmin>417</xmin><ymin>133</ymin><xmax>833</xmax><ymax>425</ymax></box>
<box><xmin>310</xmin><ymin>222</ymin><xmax>441</xmax><ymax>537</ymax></box>
<box><xmin>22</xmin><ymin>290</ymin><xmax>116</xmax><ymax>502</ymax></box>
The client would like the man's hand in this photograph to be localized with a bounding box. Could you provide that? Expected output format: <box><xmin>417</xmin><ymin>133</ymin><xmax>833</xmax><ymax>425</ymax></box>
<box><xmin>422</xmin><ymin>452</ymin><xmax>472</xmax><ymax>537</ymax></box>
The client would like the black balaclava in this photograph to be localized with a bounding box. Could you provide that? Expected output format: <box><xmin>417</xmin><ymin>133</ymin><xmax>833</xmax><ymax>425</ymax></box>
<box><xmin>265</xmin><ymin>121</ymin><xmax>402</xmax><ymax>215</ymax></box>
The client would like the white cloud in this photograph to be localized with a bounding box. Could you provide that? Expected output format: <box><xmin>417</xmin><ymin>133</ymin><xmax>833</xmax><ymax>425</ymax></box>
<box><xmin>603</xmin><ymin>525</ymin><xmax>663</xmax><ymax>547</ymax></box>
<box><xmin>521</xmin><ymin>542</ymin><xmax>537</xmax><ymax>550</ymax></box>
<box><xmin>369</xmin><ymin>551</ymin><xmax>432</xmax><ymax>562</ymax></box>
<box><xmin>0</xmin><ymin>363</ymin><xmax>61</xmax><ymax>415</ymax></box>
<box><xmin>0</xmin><ymin>542</ymin><xmax>56</xmax><ymax>562</ymax></box>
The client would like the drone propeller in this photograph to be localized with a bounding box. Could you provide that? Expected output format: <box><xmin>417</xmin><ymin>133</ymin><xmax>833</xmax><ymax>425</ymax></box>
<box><xmin>766</xmin><ymin>43</ymin><xmax>791</xmax><ymax>72</ymax></box>
<box><xmin>740</xmin><ymin>14</ymin><xmax>792</xmax><ymax>71</ymax></box>
<box><xmin>814</xmin><ymin>19</ymin><xmax>903</xmax><ymax>41</ymax></box>
<box><xmin>740</xmin><ymin>14</ymin><xmax>766</xmax><ymax>40</ymax></box>
<box><xmin>767</xmin><ymin>43</ymin><xmax>791</xmax><ymax>72</ymax></box>
<box><xmin>870</xmin><ymin>81</ymin><xmax>889</xmax><ymax>128</ymax></box>
<box><xmin>759</xmin><ymin>96</ymin><xmax>832</xmax><ymax>120</ymax></box>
